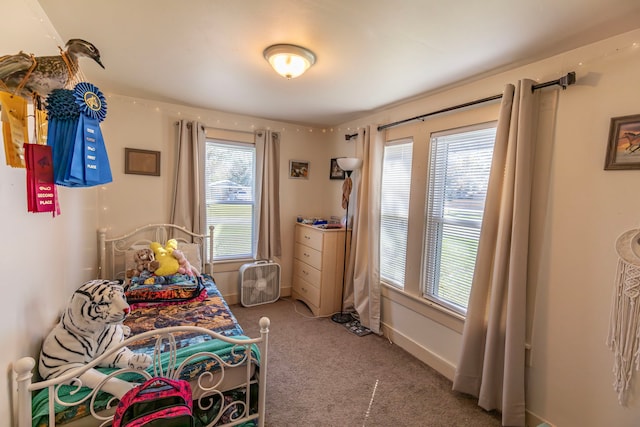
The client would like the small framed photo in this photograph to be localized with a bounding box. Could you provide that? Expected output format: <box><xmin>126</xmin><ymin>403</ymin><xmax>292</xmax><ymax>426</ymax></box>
<box><xmin>125</xmin><ymin>148</ymin><xmax>161</xmax><ymax>176</ymax></box>
<box><xmin>330</xmin><ymin>158</ymin><xmax>345</xmax><ymax>180</ymax></box>
<box><xmin>289</xmin><ymin>160</ymin><xmax>309</xmax><ymax>179</ymax></box>
<box><xmin>604</xmin><ymin>114</ymin><xmax>640</xmax><ymax>170</ymax></box>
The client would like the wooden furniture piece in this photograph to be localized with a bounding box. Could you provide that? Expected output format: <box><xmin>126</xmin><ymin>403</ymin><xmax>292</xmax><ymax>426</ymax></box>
<box><xmin>292</xmin><ymin>223</ymin><xmax>349</xmax><ymax>316</ymax></box>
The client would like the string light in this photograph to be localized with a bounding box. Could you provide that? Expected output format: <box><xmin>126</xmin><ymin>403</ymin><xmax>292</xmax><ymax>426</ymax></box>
<box><xmin>48</xmin><ymin>37</ymin><xmax>640</xmax><ymax>137</ymax></box>
<box><xmin>101</xmin><ymin>91</ymin><xmax>374</xmax><ymax>134</ymax></box>
<box><xmin>100</xmin><ymin>93</ymin><xmax>362</xmax><ymax>135</ymax></box>
<box><xmin>24</xmin><ymin>1</ymin><xmax>640</xmax><ymax>138</ymax></box>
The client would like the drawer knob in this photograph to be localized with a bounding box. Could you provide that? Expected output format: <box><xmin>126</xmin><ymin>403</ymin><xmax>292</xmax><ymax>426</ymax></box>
<box><xmin>302</xmin><ymin>270</ymin><xmax>308</xmax><ymax>275</ymax></box>
<box><xmin>304</xmin><ymin>252</ymin><xmax>310</xmax><ymax>257</ymax></box>
<box><xmin>305</xmin><ymin>235</ymin><xmax>310</xmax><ymax>239</ymax></box>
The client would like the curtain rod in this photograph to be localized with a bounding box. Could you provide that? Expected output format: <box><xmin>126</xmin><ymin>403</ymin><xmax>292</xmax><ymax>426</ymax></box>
<box><xmin>174</xmin><ymin>121</ymin><xmax>255</xmax><ymax>135</ymax></box>
<box><xmin>377</xmin><ymin>72</ymin><xmax>576</xmax><ymax>132</ymax></box>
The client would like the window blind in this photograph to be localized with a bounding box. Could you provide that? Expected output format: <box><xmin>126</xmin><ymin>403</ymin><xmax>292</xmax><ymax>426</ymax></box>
<box><xmin>380</xmin><ymin>140</ymin><xmax>413</xmax><ymax>288</ymax></box>
<box><xmin>205</xmin><ymin>140</ymin><xmax>256</xmax><ymax>260</ymax></box>
<box><xmin>423</xmin><ymin>125</ymin><xmax>496</xmax><ymax>314</ymax></box>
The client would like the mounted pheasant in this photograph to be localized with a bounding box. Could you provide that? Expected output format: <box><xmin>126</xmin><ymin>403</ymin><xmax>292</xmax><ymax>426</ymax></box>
<box><xmin>0</xmin><ymin>39</ymin><xmax>104</xmax><ymax>99</ymax></box>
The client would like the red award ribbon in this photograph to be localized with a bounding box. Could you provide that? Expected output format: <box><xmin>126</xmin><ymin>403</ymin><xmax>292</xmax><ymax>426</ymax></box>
<box><xmin>25</xmin><ymin>144</ymin><xmax>60</xmax><ymax>216</ymax></box>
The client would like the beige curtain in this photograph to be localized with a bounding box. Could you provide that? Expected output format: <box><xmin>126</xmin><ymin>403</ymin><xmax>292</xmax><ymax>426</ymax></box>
<box><xmin>452</xmin><ymin>80</ymin><xmax>540</xmax><ymax>426</ymax></box>
<box><xmin>255</xmin><ymin>130</ymin><xmax>281</xmax><ymax>260</ymax></box>
<box><xmin>347</xmin><ymin>126</ymin><xmax>383</xmax><ymax>334</ymax></box>
<box><xmin>170</xmin><ymin>120</ymin><xmax>205</xmax><ymax>235</ymax></box>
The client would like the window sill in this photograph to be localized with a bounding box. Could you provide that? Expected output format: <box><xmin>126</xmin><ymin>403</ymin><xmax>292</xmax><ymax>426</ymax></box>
<box><xmin>208</xmin><ymin>258</ymin><xmax>254</xmax><ymax>274</ymax></box>
<box><xmin>381</xmin><ymin>283</ymin><xmax>465</xmax><ymax>334</ymax></box>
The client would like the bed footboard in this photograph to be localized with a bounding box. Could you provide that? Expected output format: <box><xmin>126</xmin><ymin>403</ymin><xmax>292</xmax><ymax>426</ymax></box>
<box><xmin>14</xmin><ymin>317</ymin><xmax>270</xmax><ymax>427</ymax></box>
<box><xmin>15</xmin><ymin>357</ymin><xmax>36</xmax><ymax>427</ymax></box>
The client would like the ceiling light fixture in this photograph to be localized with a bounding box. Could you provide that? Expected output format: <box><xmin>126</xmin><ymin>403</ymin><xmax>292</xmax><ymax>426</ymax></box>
<box><xmin>263</xmin><ymin>44</ymin><xmax>316</xmax><ymax>79</ymax></box>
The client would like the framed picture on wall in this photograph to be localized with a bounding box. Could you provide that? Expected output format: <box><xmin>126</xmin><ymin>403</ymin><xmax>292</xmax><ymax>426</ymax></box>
<box><xmin>330</xmin><ymin>158</ymin><xmax>345</xmax><ymax>179</ymax></box>
<box><xmin>604</xmin><ymin>114</ymin><xmax>640</xmax><ymax>170</ymax></box>
<box><xmin>289</xmin><ymin>160</ymin><xmax>309</xmax><ymax>179</ymax></box>
<box><xmin>125</xmin><ymin>148</ymin><xmax>161</xmax><ymax>176</ymax></box>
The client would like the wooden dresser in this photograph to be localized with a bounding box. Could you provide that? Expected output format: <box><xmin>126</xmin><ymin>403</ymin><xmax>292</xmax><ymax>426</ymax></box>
<box><xmin>292</xmin><ymin>223</ymin><xmax>349</xmax><ymax>317</ymax></box>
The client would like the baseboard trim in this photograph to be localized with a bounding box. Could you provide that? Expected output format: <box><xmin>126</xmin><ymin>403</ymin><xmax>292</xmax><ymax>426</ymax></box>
<box><xmin>380</xmin><ymin>321</ymin><xmax>456</xmax><ymax>381</ymax></box>
<box><xmin>525</xmin><ymin>410</ymin><xmax>554</xmax><ymax>427</ymax></box>
<box><xmin>224</xmin><ymin>286</ymin><xmax>291</xmax><ymax>307</ymax></box>
<box><xmin>225</xmin><ymin>293</ymin><xmax>240</xmax><ymax>306</ymax></box>
<box><xmin>380</xmin><ymin>321</ymin><xmax>552</xmax><ymax>427</ymax></box>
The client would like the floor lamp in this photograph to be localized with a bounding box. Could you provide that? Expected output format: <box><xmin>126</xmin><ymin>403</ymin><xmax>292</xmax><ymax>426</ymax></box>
<box><xmin>331</xmin><ymin>157</ymin><xmax>363</xmax><ymax>324</ymax></box>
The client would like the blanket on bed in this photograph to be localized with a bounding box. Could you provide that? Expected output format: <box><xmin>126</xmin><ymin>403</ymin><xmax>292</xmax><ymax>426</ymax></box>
<box><xmin>125</xmin><ymin>273</ymin><xmax>208</xmax><ymax>309</ymax></box>
<box><xmin>31</xmin><ymin>275</ymin><xmax>259</xmax><ymax>427</ymax></box>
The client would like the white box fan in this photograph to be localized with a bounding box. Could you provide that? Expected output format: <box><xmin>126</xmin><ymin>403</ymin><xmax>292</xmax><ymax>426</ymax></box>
<box><xmin>239</xmin><ymin>260</ymin><xmax>281</xmax><ymax>307</ymax></box>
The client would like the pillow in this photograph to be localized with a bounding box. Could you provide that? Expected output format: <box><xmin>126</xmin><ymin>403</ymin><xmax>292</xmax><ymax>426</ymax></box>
<box><xmin>179</xmin><ymin>243</ymin><xmax>203</xmax><ymax>274</ymax></box>
<box><xmin>124</xmin><ymin>243</ymin><xmax>202</xmax><ymax>278</ymax></box>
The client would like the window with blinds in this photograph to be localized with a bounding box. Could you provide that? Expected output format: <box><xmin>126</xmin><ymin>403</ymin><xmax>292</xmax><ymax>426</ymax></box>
<box><xmin>380</xmin><ymin>139</ymin><xmax>413</xmax><ymax>288</ymax></box>
<box><xmin>205</xmin><ymin>139</ymin><xmax>255</xmax><ymax>260</ymax></box>
<box><xmin>422</xmin><ymin>124</ymin><xmax>496</xmax><ymax>314</ymax></box>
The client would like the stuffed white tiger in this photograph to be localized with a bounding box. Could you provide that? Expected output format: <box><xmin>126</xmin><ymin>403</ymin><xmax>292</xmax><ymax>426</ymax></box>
<box><xmin>39</xmin><ymin>279</ymin><xmax>152</xmax><ymax>398</ymax></box>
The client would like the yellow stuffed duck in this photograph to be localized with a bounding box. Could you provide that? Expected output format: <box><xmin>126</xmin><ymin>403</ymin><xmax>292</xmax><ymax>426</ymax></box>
<box><xmin>149</xmin><ymin>239</ymin><xmax>180</xmax><ymax>276</ymax></box>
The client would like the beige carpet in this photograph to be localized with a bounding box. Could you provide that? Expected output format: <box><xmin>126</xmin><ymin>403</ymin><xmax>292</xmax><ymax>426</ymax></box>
<box><xmin>232</xmin><ymin>298</ymin><xmax>502</xmax><ymax>427</ymax></box>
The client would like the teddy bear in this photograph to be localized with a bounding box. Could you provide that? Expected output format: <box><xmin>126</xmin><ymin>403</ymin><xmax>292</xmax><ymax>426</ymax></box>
<box><xmin>171</xmin><ymin>249</ymin><xmax>200</xmax><ymax>276</ymax></box>
<box><xmin>149</xmin><ymin>240</ymin><xmax>180</xmax><ymax>276</ymax></box>
<box><xmin>125</xmin><ymin>248</ymin><xmax>160</xmax><ymax>278</ymax></box>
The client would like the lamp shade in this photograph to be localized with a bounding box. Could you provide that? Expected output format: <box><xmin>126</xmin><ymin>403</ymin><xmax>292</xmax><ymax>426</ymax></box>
<box><xmin>336</xmin><ymin>157</ymin><xmax>362</xmax><ymax>172</ymax></box>
<box><xmin>263</xmin><ymin>44</ymin><xmax>316</xmax><ymax>79</ymax></box>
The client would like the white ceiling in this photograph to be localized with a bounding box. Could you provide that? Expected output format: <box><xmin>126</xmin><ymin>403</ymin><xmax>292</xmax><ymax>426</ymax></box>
<box><xmin>37</xmin><ymin>0</ymin><xmax>640</xmax><ymax>127</ymax></box>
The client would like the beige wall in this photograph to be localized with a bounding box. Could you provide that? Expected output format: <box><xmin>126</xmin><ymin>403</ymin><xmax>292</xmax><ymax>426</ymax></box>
<box><xmin>0</xmin><ymin>1</ymin><xmax>99</xmax><ymax>423</ymax></box>
<box><xmin>331</xmin><ymin>29</ymin><xmax>640</xmax><ymax>426</ymax></box>
<box><xmin>97</xmin><ymin>94</ymin><xmax>352</xmax><ymax>302</ymax></box>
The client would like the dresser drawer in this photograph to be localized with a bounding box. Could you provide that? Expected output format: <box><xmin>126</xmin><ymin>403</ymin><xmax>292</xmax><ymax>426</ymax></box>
<box><xmin>293</xmin><ymin>258</ymin><xmax>321</xmax><ymax>287</ymax></box>
<box><xmin>293</xmin><ymin>275</ymin><xmax>320</xmax><ymax>307</ymax></box>
<box><xmin>295</xmin><ymin>225</ymin><xmax>323</xmax><ymax>251</ymax></box>
<box><xmin>294</xmin><ymin>242</ymin><xmax>322</xmax><ymax>270</ymax></box>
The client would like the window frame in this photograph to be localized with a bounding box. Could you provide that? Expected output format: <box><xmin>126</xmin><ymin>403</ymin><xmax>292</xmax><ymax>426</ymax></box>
<box><xmin>204</xmin><ymin>138</ymin><xmax>257</xmax><ymax>262</ymax></box>
<box><xmin>421</xmin><ymin>122</ymin><xmax>497</xmax><ymax>316</ymax></box>
<box><xmin>377</xmin><ymin>102</ymin><xmax>500</xmax><ymax>327</ymax></box>
<box><xmin>379</xmin><ymin>137</ymin><xmax>414</xmax><ymax>289</ymax></box>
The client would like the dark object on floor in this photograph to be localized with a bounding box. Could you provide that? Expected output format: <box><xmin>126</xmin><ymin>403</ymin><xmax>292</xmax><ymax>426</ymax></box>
<box><xmin>344</xmin><ymin>319</ymin><xmax>372</xmax><ymax>337</ymax></box>
<box><xmin>331</xmin><ymin>311</ymin><xmax>353</xmax><ymax>323</ymax></box>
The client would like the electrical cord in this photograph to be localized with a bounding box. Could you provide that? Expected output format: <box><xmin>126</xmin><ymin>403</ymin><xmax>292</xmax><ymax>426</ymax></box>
<box><xmin>279</xmin><ymin>296</ymin><xmax>349</xmax><ymax>321</ymax></box>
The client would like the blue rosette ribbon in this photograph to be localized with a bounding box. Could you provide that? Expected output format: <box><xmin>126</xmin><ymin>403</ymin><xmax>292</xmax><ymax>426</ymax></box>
<box><xmin>73</xmin><ymin>82</ymin><xmax>107</xmax><ymax>122</ymax></box>
<box><xmin>67</xmin><ymin>82</ymin><xmax>112</xmax><ymax>186</ymax></box>
<box><xmin>46</xmin><ymin>89</ymin><xmax>80</xmax><ymax>185</ymax></box>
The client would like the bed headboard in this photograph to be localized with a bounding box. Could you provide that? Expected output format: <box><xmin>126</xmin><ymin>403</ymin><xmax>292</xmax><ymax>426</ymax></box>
<box><xmin>98</xmin><ymin>224</ymin><xmax>214</xmax><ymax>280</ymax></box>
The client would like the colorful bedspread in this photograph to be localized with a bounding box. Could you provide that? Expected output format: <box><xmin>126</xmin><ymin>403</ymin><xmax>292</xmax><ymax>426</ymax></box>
<box><xmin>126</xmin><ymin>274</ymin><xmax>244</xmax><ymax>343</ymax></box>
<box><xmin>31</xmin><ymin>275</ymin><xmax>258</xmax><ymax>427</ymax></box>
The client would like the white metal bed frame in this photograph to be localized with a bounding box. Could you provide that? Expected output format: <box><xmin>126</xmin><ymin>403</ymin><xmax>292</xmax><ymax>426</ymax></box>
<box><xmin>14</xmin><ymin>224</ymin><xmax>269</xmax><ymax>427</ymax></box>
